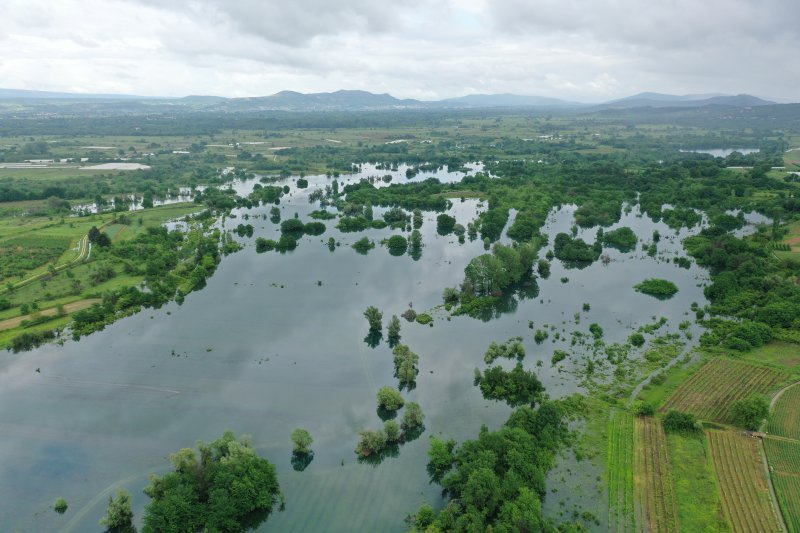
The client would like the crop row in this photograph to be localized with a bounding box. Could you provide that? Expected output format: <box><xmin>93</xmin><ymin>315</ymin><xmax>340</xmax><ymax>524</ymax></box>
<box><xmin>634</xmin><ymin>417</ymin><xmax>679</xmax><ymax>533</ymax></box>
<box><xmin>708</xmin><ymin>430</ymin><xmax>782</xmax><ymax>532</ymax></box>
<box><xmin>768</xmin><ymin>382</ymin><xmax>800</xmax><ymax>440</ymax></box>
<box><xmin>764</xmin><ymin>437</ymin><xmax>800</xmax><ymax>532</ymax></box>
<box><xmin>607</xmin><ymin>409</ymin><xmax>635</xmax><ymax>533</ymax></box>
<box><xmin>661</xmin><ymin>358</ymin><xmax>783</xmax><ymax>423</ymax></box>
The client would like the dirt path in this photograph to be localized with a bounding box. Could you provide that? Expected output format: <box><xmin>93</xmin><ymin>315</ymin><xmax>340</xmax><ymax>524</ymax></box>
<box><xmin>0</xmin><ymin>298</ymin><xmax>100</xmax><ymax>331</ymax></box>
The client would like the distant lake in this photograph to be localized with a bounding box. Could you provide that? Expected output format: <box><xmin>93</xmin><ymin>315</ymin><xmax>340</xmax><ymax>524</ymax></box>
<box><xmin>679</xmin><ymin>148</ymin><xmax>760</xmax><ymax>157</ymax></box>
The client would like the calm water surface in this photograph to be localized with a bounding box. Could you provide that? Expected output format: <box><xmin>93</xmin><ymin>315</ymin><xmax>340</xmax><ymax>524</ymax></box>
<box><xmin>1</xmin><ymin>166</ymin><xmax>712</xmax><ymax>531</ymax></box>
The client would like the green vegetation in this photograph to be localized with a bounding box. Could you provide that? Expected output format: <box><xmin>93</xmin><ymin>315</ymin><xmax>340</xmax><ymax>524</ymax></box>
<box><xmin>436</xmin><ymin>213</ymin><xmax>456</xmax><ymax>235</ymax></box>
<box><xmin>100</xmin><ymin>489</ymin><xmax>135</xmax><ymax>533</ymax></box>
<box><xmin>54</xmin><ymin>497</ymin><xmax>68</xmax><ymax>514</ymax></box>
<box><xmin>376</xmin><ymin>386</ymin><xmax>404</xmax><ymax>411</ymax></box>
<box><xmin>553</xmin><ymin>232</ymin><xmax>601</xmax><ymax>264</ymax></box>
<box><xmin>411</xmin><ymin>401</ymin><xmax>570</xmax><ymax>531</ymax></box>
<box><xmin>142</xmin><ymin>431</ymin><xmax>281</xmax><ymax>532</ymax></box>
<box><xmin>634</xmin><ymin>278</ymin><xmax>679</xmax><ymax>298</ymax></box>
<box><xmin>606</xmin><ymin>409</ymin><xmax>635</xmax><ymax>532</ymax></box>
<box><xmin>602</xmin><ymin>226</ymin><xmax>638</xmax><ymax>252</ymax></box>
<box><xmin>482</xmin><ymin>337</ymin><xmax>525</xmax><ymax>364</ymax></box>
<box><xmin>666</xmin><ymin>432</ymin><xmax>729</xmax><ymax>532</ymax></box>
<box><xmin>473</xmin><ymin>363</ymin><xmax>544</xmax><ymax>407</ymax></box>
<box><xmin>352</xmin><ymin>236</ymin><xmax>375</xmax><ymax>254</ymax></box>
<box><xmin>663</xmin><ymin>411</ymin><xmax>699</xmax><ymax>433</ymax></box>
<box><xmin>386</xmin><ymin>234</ymin><xmax>408</xmax><ymax>255</ymax></box>
<box><xmin>763</xmin><ymin>438</ymin><xmax>800</xmax><ymax>532</ymax></box>
<box><xmin>660</xmin><ymin>357</ymin><xmax>784</xmax><ymax>424</ymax></box>
<box><xmin>730</xmin><ymin>395</ymin><xmax>770</xmax><ymax>430</ymax></box>
<box><xmin>392</xmin><ymin>344</ymin><xmax>419</xmax><ymax>389</ymax></box>
<box><xmin>291</xmin><ymin>428</ymin><xmax>314</xmax><ymax>454</ymax></box>
<box><xmin>363</xmin><ymin>306</ymin><xmax>382</xmax><ymax>332</ymax></box>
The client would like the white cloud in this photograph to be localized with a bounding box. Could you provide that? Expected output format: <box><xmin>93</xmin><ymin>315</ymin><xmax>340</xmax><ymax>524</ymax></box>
<box><xmin>0</xmin><ymin>0</ymin><xmax>796</xmax><ymax>101</ymax></box>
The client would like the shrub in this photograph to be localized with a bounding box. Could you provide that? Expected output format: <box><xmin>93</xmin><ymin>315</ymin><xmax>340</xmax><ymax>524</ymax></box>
<box><xmin>629</xmin><ymin>332</ymin><xmax>645</xmax><ymax>347</ymax></box>
<box><xmin>632</xmin><ymin>400</ymin><xmax>655</xmax><ymax>416</ymax></box>
<box><xmin>54</xmin><ymin>497</ymin><xmax>68</xmax><ymax>514</ymax></box>
<box><xmin>280</xmin><ymin>218</ymin><xmax>305</xmax><ymax>234</ymax></box>
<box><xmin>436</xmin><ymin>213</ymin><xmax>456</xmax><ymax>235</ymax></box>
<box><xmin>377</xmin><ymin>386</ymin><xmax>405</xmax><ymax>411</ymax></box>
<box><xmin>416</xmin><ymin>313</ymin><xmax>433</xmax><ymax>325</ymax></box>
<box><xmin>386</xmin><ymin>235</ymin><xmax>408</xmax><ymax>255</ymax></box>
<box><xmin>663</xmin><ymin>410</ymin><xmax>698</xmax><ymax>433</ymax></box>
<box><xmin>401</xmin><ymin>402</ymin><xmax>425</xmax><ymax>432</ymax></box>
<box><xmin>634</xmin><ymin>278</ymin><xmax>679</xmax><ymax>298</ymax></box>
<box><xmin>291</xmin><ymin>428</ymin><xmax>314</xmax><ymax>454</ymax></box>
<box><xmin>355</xmin><ymin>429</ymin><xmax>387</xmax><ymax>457</ymax></box>
<box><xmin>303</xmin><ymin>221</ymin><xmax>326</xmax><ymax>236</ymax></box>
<box><xmin>352</xmin><ymin>237</ymin><xmax>375</xmax><ymax>254</ymax></box>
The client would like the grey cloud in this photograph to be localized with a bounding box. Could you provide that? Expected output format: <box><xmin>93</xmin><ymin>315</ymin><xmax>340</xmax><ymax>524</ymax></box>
<box><xmin>137</xmin><ymin>0</ymin><xmax>431</xmax><ymax>46</ymax></box>
<box><xmin>488</xmin><ymin>0</ymin><xmax>800</xmax><ymax>49</ymax></box>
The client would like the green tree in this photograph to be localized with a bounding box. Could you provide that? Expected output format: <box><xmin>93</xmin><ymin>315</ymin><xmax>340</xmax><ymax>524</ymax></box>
<box><xmin>291</xmin><ymin>428</ymin><xmax>314</xmax><ymax>454</ymax></box>
<box><xmin>377</xmin><ymin>386</ymin><xmax>405</xmax><ymax>411</ymax></box>
<box><xmin>731</xmin><ymin>395</ymin><xmax>769</xmax><ymax>430</ymax></box>
<box><xmin>401</xmin><ymin>402</ymin><xmax>425</xmax><ymax>432</ymax></box>
<box><xmin>100</xmin><ymin>489</ymin><xmax>135</xmax><ymax>532</ymax></box>
<box><xmin>355</xmin><ymin>429</ymin><xmax>387</xmax><ymax>457</ymax></box>
<box><xmin>387</xmin><ymin>315</ymin><xmax>401</xmax><ymax>343</ymax></box>
<box><xmin>364</xmin><ymin>306</ymin><xmax>383</xmax><ymax>332</ymax></box>
<box><xmin>142</xmin><ymin>431</ymin><xmax>281</xmax><ymax>532</ymax></box>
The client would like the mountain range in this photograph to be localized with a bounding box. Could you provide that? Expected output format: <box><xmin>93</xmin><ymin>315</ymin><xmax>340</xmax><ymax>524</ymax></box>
<box><xmin>0</xmin><ymin>88</ymin><xmax>783</xmax><ymax>112</ymax></box>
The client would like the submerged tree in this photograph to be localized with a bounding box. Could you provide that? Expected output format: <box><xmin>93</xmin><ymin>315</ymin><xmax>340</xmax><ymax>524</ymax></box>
<box><xmin>387</xmin><ymin>315</ymin><xmax>401</xmax><ymax>345</ymax></box>
<box><xmin>142</xmin><ymin>431</ymin><xmax>282</xmax><ymax>532</ymax></box>
<box><xmin>364</xmin><ymin>306</ymin><xmax>383</xmax><ymax>332</ymax></box>
<box><xmin>100</xmin><ymin>489</ymin><xmax>135</xmax><ymax>533</ymax></box>
<box><xmin>291</xmin><ymin>428</ymin><xmax>314</xmax><ymax>454</ymax></box>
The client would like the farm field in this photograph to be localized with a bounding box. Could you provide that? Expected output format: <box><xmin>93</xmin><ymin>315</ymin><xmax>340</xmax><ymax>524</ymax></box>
<box><xmin>660</xmin><ymin>357</ymin><xmax>785</xmax><ymax>424</ymax></box>
<box><xmin>666</xmin><ymin>432</ymin><xmax>730</xmax><ymax>532</ymax></box>
<box><xmin>764</xmin><ymin>438</ymin><xmax>800</xmax><ymax>532</ymax></box>
<box><xmin>634</xmin><ymin>417</ymin><xmax>679</xmax><ymax>533</ymax></box>
<box><xmin>607</xmin><ymin>409</ymin><xmax>635</xmax><ymax>533</ymax></box>
<box><xmin>768</xmin><ymin>382</ymin><xmax>800</xmax><ymax>440</ymax></box>
<box><xmin>707</xmin><ymin>430</ymin><xmax>783</xmax><ymax>532</ymax></box>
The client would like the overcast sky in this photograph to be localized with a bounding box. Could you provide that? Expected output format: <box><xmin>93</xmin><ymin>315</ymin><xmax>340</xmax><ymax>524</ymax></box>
<box><xmin>1</xmin><ymin>0</ymin><xmax>797</xmax><ymax>101</ymax></box>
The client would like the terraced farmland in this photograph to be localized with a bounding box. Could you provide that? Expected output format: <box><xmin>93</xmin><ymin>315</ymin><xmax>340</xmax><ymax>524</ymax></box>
<box><xmin>708</xmin><ymin>431</ymin><xmax>783</xmax><ymax>532</ymax></box>
<box><xmin>768</xmin><ymin>382</ymin><xmax>800</xmax><ymax>440</ymax></box>
<box><xmin>607</xmin><ymin>409</ymin><xmax>635</xmax><ymax>533</ymax></box>
<box><xmin>764</xmin><ymin>438</ymin><xmax>800</xmax><ymax>532</ymax></box>
<box><xmin>634</xmin><ymin>417</ymin><xmax>679</xmax><ymax>533</ymax></box>
<box><xmin>661</xmin><ymin>358</ymin><xmax>784</xmax><ymax>423</ymax></box>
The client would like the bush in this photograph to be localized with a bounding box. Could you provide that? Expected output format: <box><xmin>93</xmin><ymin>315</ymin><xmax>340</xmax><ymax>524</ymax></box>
<box><xmin>731</xmin><ymin>395</ymin><xmax>769</xmax><ymax>430</ymax></box>
<box><xmin>602</xmin><ymin>226</ymin><xmax>638</xmax><ymax>252</ymax></box>
<box><xmin>629</xmin><ymin>333</ymin><xmax>645</xmax><ymax>347</ymax></box>
<box><xmin>634</xmin><ymin>278</ymin><xmax>679</xmax><ymax>298</ymax></box>
<box><xmin>386</xmin><ymin>235</ymin><xmax>408</xmax><ymax>255</ymax></box>
<box><xmin>255</xmin><ymin>238</ymin><xmax>276</xmax><ymax>253</ymax></box>
<box><xmin>100</xmin><ymin>489</ymin><xmax>134</xmax><ymax>532</ymax></box>
<box><xmin>663</xmin><ymin>410</ymin><xmax>698</xmax><ymax>433</ymax></box>
<box><xmin>54</xmin><ymin>497</ymin><xmax>68</xmax><ymax>514</ymax></box>
<box><xmin>401</xmin><ymin>402</ymin><xmax>425</xmax><ymax>432</ymax></box>
<box><xmin>632</xmin><ymin>401</ymin><xmax>655</xmax><ymax>416</ymax></box>
<box><xmin>352</xmin><ymin>237</ymin><xmax>375</xmax><ymax>254</ymax></box>
<box><xmin>415</xmin><ymin>313</ymin><xmax>433</xmax><ymax>325</ymax></box>
<box><xmin>436</xmin><ymin>213</ymin><xmax>456</xmax><ymax>235</ymax></box>
<box><xmin>355</xmin><ymin>428</ymin><xmax>387</xmax><ymax>457</ymax></box>
<box><xmin>377</xmin><ymin>386</ymin><xmax>405</xmax><ymax>411</ymax></box>
<box><xmin>483</xmin><ymin>338</ymin><xmax>526</xmax><ymax>364</ymax></box>
<box><xmin>303</xmin><ymin>221</ymin><xmax>326</xmax><ymax>236</ymax></box>
<box><xmin>291</xmin><ymin>428</ymin><xmax>314</xmax><ymax>454</ymax></box>
<box><xmin>280</xmin><ymin>218</ymin><xmax>305</xmax><ymax>234</ymax></box>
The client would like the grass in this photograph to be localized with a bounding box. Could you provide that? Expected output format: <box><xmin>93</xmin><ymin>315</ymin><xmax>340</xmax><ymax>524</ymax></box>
<box><xmin>636</xmin><ymin>353</ymin><xmax>705</xmax><ymax>409</ymax></box>
<box><xmin>606</xmin><ymin>409</ymin><xmax>635</xmax><ymax>532</ymax></box>
<box><xmin>707</xmin><ymin>430</ymin><xmax>783</xmax><ymax>532</ymax></box>
<box><xmin>763</xmin><ymin>438</ymin><xmax>800</xmax><ymax>532</ymax></box>
<box><xmin>666</xmin><ymin>432</ymin><xmax>730</xmax><ymax>532</ymax></box>
<box><xmin>634</xmin><ymin>416</ymin><xmax>680</xmax><ymax>533</ymax></box>
<box><xmin>660</xmin><ymin>357</ymin><xmax>785</xmax><ymax>424</ymax></box>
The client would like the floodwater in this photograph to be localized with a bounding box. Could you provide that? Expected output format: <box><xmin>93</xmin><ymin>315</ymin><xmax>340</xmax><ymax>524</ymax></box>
<box><xmin>679</xmin><ymin>148</ymin><xmax>760</xmax><ymax>157</ymax></box>
<box><xmin>0</xmin><ymin>164</ymin><xmax>711</xmax><ymax>531</ymax></box>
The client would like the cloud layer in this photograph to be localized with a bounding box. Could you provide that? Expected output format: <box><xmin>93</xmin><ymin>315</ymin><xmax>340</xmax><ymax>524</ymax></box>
<box><xmin>1</xmin><ymin>0</ymin><xmax>797</xmax><ymax>101</ymax></box>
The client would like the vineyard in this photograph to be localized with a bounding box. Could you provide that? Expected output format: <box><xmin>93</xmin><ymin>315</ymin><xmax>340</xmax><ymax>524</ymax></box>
<box><xmin>707</xmin><ymin>430</ymin><xmax>783</xmax><ymax>532</ymax></box>
<box><xmin>768</xmin><ymin>382</ymin><xmax>800</xmax><ymax>440</ymax></box>
<box><xmin>634</xmin><ymin>417</ymin><xmax>679</xmax><ymax>533</ymax></box>
<box><xmin>607</xmin><ymin>409</ymin><xmax>635</xmax><ymax>533</ymax></box>
<box><xmin>764</xmin><ymin>438</ymin><xmax>800</xmax><ymax>532</ymax></box>
<box><xmin>661</xmin><ymin>358</ymin><xmax>784</xmax><ymax>423</ymax></box>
